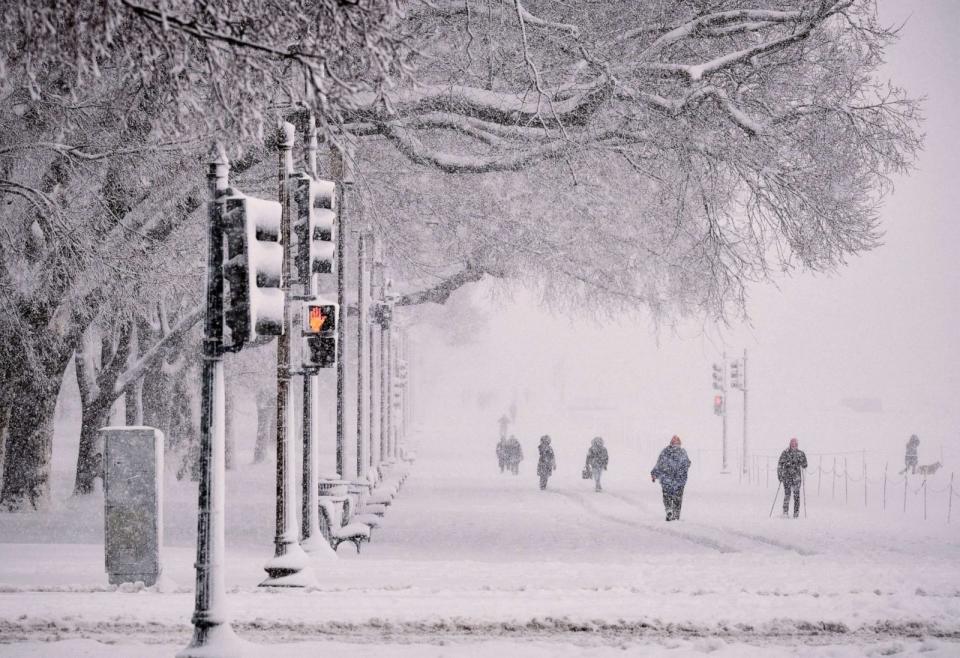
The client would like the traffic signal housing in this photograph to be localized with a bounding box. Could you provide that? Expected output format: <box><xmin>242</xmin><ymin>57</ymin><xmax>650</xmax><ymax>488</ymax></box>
<box><xmin>712</xmin><ymin>363</ymin><xmax>724</xmax><ymax>390</ymax></box>
<box><xmin>713</xmin><ymin>394</ymin><xmax>724</xmax><ymax>416</ymax></box>
<box><xmin>222</xmin><ymin>193</ymin><xmax>285</xmax><ymax>349</ymax></box>
<box><xmin>730</xmin><ymin>360</ymin><xmax>743</xmax><ymax>390</ymax></box>
<box><xmin>302</xmin><ymin>299</ymin><xmax>337</xmax><ymax>370</ymax></box>
<box><xmin>292</xmin><ymin>174</ymin><xmax>336</xmax><ymax>288</ymax></box>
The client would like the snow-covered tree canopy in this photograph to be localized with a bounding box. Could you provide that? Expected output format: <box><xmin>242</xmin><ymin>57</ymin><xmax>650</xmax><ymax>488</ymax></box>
<box><xmin>349</xmin><ymin>0</ymin><xmax>921</xmax><ymax>319</ymax></box>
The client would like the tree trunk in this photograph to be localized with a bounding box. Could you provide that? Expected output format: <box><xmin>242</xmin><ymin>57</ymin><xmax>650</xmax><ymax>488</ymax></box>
<box><xmin>73</xmin><ymin>399</ymin><xmax>111</xmax><ymax>495</ymax></box>
<box><xmin>124</xmin><ymin>320</ymin><xmax>144</xmax><ymax>425</ymax></box>
<box><xmin>0</xmin><ymin>378</ymin><xmax>61</xmax><ymax>510</ymax></box>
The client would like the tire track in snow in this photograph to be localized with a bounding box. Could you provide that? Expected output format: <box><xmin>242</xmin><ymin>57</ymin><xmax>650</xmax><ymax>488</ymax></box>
<box><xmin>550</xmin><ymin>489</ymin><xmax>740</xmax><ymax>554</ymax></box>
<box><xmin>604</xmin><ymin>491</ymin><xmax>817</xmax><ymax>557</ymax></box>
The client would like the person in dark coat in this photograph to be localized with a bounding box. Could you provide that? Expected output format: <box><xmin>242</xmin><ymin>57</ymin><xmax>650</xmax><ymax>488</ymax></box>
<box><xmin>903</xmin><ymin>434</ymin><xmax>920</xmax><ymax>475</ymax></box>
<box><xmin>506</xmin><ymin>435</ymin><xmax>523</xmax><ymax>474</ymax></box>
<box><xmin>536</xmin><ymin>435</ymin><xmax>556</xmax><ymax>490</ymax></box>
<box><xmin>651</xmin><ymin>435</ymin><xmax>691</xmax><ymax>521</ymax></box>
<box><xmin>585</xmin><ymin>436</ymin><xmax>609</xmax><ymax>492</ymax></box>
<box><xmin>496</xmin><ymin>437</ymin><xmax>508</xmax><ymax>473</ymax></box>
<box><xmin>777</xmin><ymin>437</ymin><xmax>808</xmax><ymax>518</ymax></box>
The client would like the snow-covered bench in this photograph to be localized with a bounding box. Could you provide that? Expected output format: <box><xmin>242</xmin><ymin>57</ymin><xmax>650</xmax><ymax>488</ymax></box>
<box><xmin>318</xmin><ymin>498</ymin><xmax>371</xmax><ymax>553</ymax></box>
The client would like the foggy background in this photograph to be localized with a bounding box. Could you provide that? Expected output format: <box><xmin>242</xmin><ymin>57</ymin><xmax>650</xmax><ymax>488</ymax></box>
<box><xmin>407</xmin><ymin>0</ymin><xmax>960</xmax><ymax>473</ymax></box>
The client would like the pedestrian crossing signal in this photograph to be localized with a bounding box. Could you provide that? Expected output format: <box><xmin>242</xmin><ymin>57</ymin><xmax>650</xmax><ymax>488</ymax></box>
<box><xmin>713</xmin><ymin>394</ymin><xmax>724</xmax><ymax>416</ymax></box>
<box><xmin>302</xmin><ymin>301</ymin><xmax>337</xmax><ymax>370</ymax></box>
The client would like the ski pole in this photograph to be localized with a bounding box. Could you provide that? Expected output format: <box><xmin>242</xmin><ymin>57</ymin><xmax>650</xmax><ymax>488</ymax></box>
<box><xmin>802</xmin><ymin>470</ymin><xmax>808</xmax><ymax>518</ymax></box>
<box><xmin>769</xmin><ymin>480</ymin><xmax>782</xmax><ymax>518</ymax></box>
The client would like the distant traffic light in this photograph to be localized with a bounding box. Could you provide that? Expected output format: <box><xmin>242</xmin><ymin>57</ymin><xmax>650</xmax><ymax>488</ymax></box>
<box><xmin>222</xmin><ymin>193</ymin><xmax>285</xmax><ymax>348</ymax></box>
<box><xmin>730</xmin><ymin>360</ymin><xmax>743</xmax><ymax>390</ymax></box>
<box><xmin>712</xmin><ymin>363</ymin><xmax>724</xmax><ymax>390</ymax></box>
<box><xmin>302</xmin><ymin>299</ymin><xmax>337</xmax><ymax>370</ymax></box>
<box><xmin>714</xmin><ymin>394</ymin><xmax>724</xmax><ymax>416</ymax></box>
<box><xmin>292</xmin><ymin>174</ymin><xmax>336</xmax><ymax>289</ymax></box>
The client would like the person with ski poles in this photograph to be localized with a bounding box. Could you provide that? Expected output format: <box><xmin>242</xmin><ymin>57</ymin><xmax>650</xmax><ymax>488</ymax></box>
<box><xmin>777</xmin><ymin>437</ymin><xmax>808</xmax><ymax>518</ymax></box>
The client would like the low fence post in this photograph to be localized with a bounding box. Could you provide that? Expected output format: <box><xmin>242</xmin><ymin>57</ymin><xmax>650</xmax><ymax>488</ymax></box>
<box><xmin>844</xmin><ymin>456</ymin><xmax>849</xmax><ymax>505</ymax></box>
<box><xmin>863</xmin><ymin>459</ymin><xmax>868</xmax><ymax>508</ymax></box>
<box><xmin>903</xmin><ymin>474</ymin><xmax>908</xmax><ymax>513</ymax></box>
<box><xmin>949</xmin><ymin>473</ymin><xmax>954</xmax><ymax>524</ymax></box>
<box><xmin>923</xmin><ymin>479</ymin><xmax>927</xmax><ymax>521</ymax></box>
<box><xmin>832</xmin><ymin>457</ymin><xmax>836</xmax><ymax>500</ymax></box>
<box><xmin>818</xmin><ymin>456</ymin><xmax>822</xmax><ymax>496</ymax></box>
<box><xmin>766</xmin><ymin>457</ymin><xmax>770</xmax><ymax>488</ymax></box>
<box><xmin>882</xmin><ymin>463</ymin><xmax>888</xmax><ymax>512</ymax></box>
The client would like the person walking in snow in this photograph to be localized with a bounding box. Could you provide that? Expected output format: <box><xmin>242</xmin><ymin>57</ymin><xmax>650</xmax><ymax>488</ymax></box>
<box><xmin>584</xmin><ymin>436</ymin><xmax>609</xmax><ymax>492</ymax></box>
<box><xmin>496</xmin><ymin>436</ymin><xmax>508</xmax><ymax>473</ymax></box>
<box><xmin>902</xmin><ymin>434</ymin><xmax>920</xmax><ymax>475</ymax></box>
<box><xmin>537</xmin><ymin>435</ymin><xmax>556</xmax><ymax>490</ymax></box>
<box><xmin>506</xmin><ymin>435</ymin><xmax>523</xmax><ymax>475</ymax></box>
<box><xmin>651</xmin><ymin>435</ymin><xmax>691</xmax><ymax>521</ymax></box>
<box><xmin>777</xmin><ymin>437</ymin><xmax>808</xmax><ymax>518</ymax></box>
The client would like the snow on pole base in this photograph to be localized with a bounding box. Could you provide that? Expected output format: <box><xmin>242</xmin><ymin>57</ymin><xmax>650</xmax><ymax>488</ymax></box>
<box><xmin>260</xmin><ymin>543</ymin><xmax>318</xmax><ymax>587</ymax></box>
<box><xmin>177</xmin><ymin>622</ymin><xmax>251</xmax><ymax>658</ymax></box>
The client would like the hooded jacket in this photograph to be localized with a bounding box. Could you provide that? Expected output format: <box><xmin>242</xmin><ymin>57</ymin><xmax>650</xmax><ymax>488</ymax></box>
<box><xmin>651</xmin><ymin>445</ymin><xmax>691</xmax><ymax>495</ymax></box>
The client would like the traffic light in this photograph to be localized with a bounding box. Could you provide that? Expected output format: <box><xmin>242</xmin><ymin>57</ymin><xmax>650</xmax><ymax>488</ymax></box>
<box><xmin>222</xmin><ymin>193</ymin><xmax>285</xmax><ymax>348</ymax></box>
<box><xmin>302</xmin><ymin>299</ymin><xmax>337</xmax><ymax>370</ymax></box>
<box><xmin>292</xmin><ymin>174</ymin><xmax>336</xmax><ymax>285</ymax></box>
<box><xmin>396</xmin><ymin>359</ymin><xmax>408</xmax><ymax>382</ymax></box>
<box><xmin>712</xmin><ymin>363</ymin><xmax>724</xmax><ymax>390</ymax></box>
<box><xmin>713</xmin><ymin>394</ymin><xmax>724</xmax><ymax>416</ymax></box>
<box><xmin>730</xmin><ymin>360</ymin><xmax>743</xmax><ymax>390</ymax></box>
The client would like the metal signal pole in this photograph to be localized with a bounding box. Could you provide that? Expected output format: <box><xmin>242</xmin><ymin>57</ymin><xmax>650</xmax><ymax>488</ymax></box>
<box><xmin>262</xmin><ymin>122</ymin><xmax>314</xmax><ymax>587</ymax></box>
<box><xmin>721</xmin><ymin>351</ymin><xmax>729</xmax><ymax>473</ymax></box>
<box><xmin>180</xmin><ymin>144</ymin><xmax>242</xmax><ymax>657</ymax></box>
<box><xmin>741</xmin><ymin>348</ymin><xmax>749</xmax><ymax>478</ymax></box>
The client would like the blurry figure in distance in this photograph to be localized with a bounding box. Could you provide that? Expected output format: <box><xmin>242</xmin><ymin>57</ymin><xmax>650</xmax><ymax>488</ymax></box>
<box><xmin>584</xmin><ymin>437</ymin><xmax>609</xmax><ymax>492</ymax></box>
<box><xmin>651</xmin><ymin>435</ymin><xmax>691</xmax><ymax>521</ymax></box>
<box><xmin>901</xmin><ymin>434</ymin><xmax>920</xmax><ymax>475</ymax></box>
<box><xmin>505</xmin><ymin>435</ymin><xmax>523</xmax><ymax>475</ymax></box>
<box><xmin>537</xmin><ymin>435</ymin><xmax>556</xmax><ymax>490</ymax></box>
<box><xmin>496</xmin><ymin>436</ymin><xmax>508</xmax><ymax>474</ymax></box>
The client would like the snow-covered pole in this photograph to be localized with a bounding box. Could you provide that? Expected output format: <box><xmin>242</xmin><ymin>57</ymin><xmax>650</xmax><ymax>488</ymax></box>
<box><xmin>366</xmin><ymin>233</ymin><xmax>378</xmax><ymax>470</ymax></box>
<box><xmin>741</xmin><ymin>349</ymin><xmax>748</xmax><ymax>479</ymax></box>
<box><xmin>721</xmin><ymin>351</ymin><xmax>728</xmax><ymax>473</ymax></box>
<box><xmin>261</xmin><ymin>122</ymin><xmax>315</xmax><ymax>587</ymax></box>
<box><xmin>179</xmin><ymin>144</ymin><xmax>243</xmax><ymax>657</ymax></box>
<box><xmin>332</xmin><ymin>145</ymin><xmax>347</xmax><ymax>477</ymax></box>
<box><xmin>356</xmin><ymin>229</ymin><xmax>367</xmax><ymax>479</ymax></box>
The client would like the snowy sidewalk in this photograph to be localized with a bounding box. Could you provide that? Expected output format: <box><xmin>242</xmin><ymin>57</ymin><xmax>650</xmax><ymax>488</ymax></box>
<box><xmin>1</xmin><ymin>444</ymin><xmax>959</xmax><ymax>656</ymax></box>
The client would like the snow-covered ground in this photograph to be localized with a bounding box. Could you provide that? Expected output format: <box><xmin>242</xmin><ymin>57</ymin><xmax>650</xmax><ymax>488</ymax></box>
<box><xmin>1</xmin><ymin>427</ymin><xmax>958</xmax><ymax>657</ymax></box>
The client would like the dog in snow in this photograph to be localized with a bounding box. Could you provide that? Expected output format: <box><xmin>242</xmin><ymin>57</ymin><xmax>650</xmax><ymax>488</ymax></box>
<box><xmin>915</xmin><ymin>461</ymin><xmax>943</xmax><ymax>477</ymax></box>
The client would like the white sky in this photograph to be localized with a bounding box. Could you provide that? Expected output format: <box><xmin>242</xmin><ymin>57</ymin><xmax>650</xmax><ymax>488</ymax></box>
<box><xmin>408</xmin><ymin>1</ymin><xmax>960</xmax><ymax>468</ymax></box>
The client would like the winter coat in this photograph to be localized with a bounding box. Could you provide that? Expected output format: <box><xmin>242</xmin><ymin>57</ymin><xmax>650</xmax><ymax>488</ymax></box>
<box><xmin>777</xmin><ymin>448</ymin><xmax>808</xmax><ymax>484</ymax></box>
<box><xmin>537</xmin><ymin>444</ymin><xmax>556</xmax><ymax>476</ymax></box>
<box><xmin>651</xmin><ymin>445</ymin><xmax>690</xmax><ymax>495</ymax></box>
<box><xmin>586</xmin><ymin>444</ymin><xmax>609</xmax><ymax>471</ymax></box>
<box><xmin>496</xmin><ymin>440</ymin><xmax>507</xmax><ymax>460</ymax></box>
<box><xmin>905</xmin><ymin>437</ymin><xmax>919</xmax><ymax>459</ymax></box>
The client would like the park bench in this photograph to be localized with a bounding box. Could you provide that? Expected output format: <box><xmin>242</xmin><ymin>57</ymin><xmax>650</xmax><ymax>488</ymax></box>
<box><xmin>318</xmin><ymin>498</ymin><xmax>371</xmax><ymax>553</ymax></box>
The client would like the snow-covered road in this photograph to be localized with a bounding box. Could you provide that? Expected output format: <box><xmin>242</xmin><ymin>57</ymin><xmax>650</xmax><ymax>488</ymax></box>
<box><xmin>1</xmin><ymin>432</ymin><xmax>959</xmax><ymax>656</ymax></box>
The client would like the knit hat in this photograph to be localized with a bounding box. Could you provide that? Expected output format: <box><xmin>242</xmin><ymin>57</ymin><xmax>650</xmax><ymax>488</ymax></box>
<box><xmin>670</xmin><ymin>435</ymin><xmax>681</xmax><ymax>446</ymax></box>
<box><xmin>789</xmin><ymin>438</ymin><xmax>798</xmax><ymax>449</ymax></box>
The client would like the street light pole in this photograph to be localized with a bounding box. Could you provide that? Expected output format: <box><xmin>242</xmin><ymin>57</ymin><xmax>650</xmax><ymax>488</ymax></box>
<box><xmin>721</xmin><ymin>351</ymin><xmax>729</xmax><ymax>474</ymax></box>
<box><xmin>742</xmin><ymin>348</ymin><xmax>749</xmax><ymax>478</ymax></box>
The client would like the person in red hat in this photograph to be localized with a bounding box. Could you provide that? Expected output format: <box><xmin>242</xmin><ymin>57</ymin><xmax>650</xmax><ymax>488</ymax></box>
<box><xmin>777</xmin><ymin>438</ymin><xmax>808</xmax><ymax>517</ymax></box>
<box><xmin>651</xmin><ymin>435</ymin><xmax>691</xmax><ymax>521</ymax></box>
